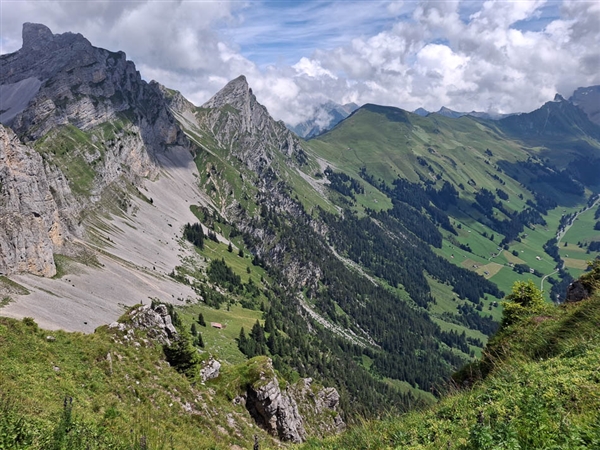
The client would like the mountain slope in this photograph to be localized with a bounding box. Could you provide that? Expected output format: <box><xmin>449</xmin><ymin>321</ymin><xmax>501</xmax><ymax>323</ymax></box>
<box><xmin>2</xmin><ymin>23</ymin><xmax>600</xmax><ymax>445</ymax></box>
<box><xmin>570</xmin><ymin>85</ymin><xmax>600</xmax><ymax>126</ymax></box>
<box><xmin>305</xmin><ymin>100</ymin><xmax>600</xmax><ymax>308</ymax></box>
<box><xmin>302</xmin><ymin>266</ymin><xmax>600</xmax><ymax>449</ymax></box>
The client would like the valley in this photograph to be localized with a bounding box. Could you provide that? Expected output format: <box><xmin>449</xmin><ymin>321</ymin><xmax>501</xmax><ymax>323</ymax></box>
<box><xmin>0</xmin><ymin>22</ymin><xmax>599</xmax><ymax>449</ymax></box>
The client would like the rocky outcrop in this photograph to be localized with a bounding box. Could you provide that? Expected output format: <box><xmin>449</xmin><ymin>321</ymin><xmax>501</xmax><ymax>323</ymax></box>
<box><xmin>244</xmin><ymin>361</ymin><xmax>306</xmax><ymax>443</ymax></box>
<box><xmin>110</xmin><ymin>303</ymin><xmax>178</xmax><ymax>345</ymax></box>
<box><xmin>0</xmin><ymin>125</ymin><xmax>74</xmax><ymax>277</ymax></box>
<box><xmin>289</xmin><ymin>378</ymin><xmax>345</xmax><ymax>437</ymax></box>
<box><xmin>236</xmin><ymin>358</ymin><xmax>343</xmax><ymax>443</ymax></box>
<box><xmin>200</xmin><ymin>357</ymin><xmax>221</xmax><ymax>382</ymax></box>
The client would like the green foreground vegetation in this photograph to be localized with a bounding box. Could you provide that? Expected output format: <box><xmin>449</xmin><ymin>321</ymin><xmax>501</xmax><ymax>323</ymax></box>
<box><xmin>301</xmin><ymin>265</ymin><xmax>600</xmax><ymax>449</ymax></box>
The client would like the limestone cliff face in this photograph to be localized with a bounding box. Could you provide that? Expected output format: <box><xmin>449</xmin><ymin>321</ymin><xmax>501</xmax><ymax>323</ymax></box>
<box><xmin>1</xmin><ymin>23</ymin><xmax>184</xmax><ymax>156</ymax></box>
<box><xmin>0</xmin><ymin>125</ymin><xmax>73</xmax><ymax>277</ymax></box>
<box><xmin>239</xmin><ymin>358</ymin><xmax>344</xmax><ymax>443</ymax></box>
<box><xmin>0</xmin><ymin>24</ymin><xmax>193</xmax><ymax>277</ymax></box>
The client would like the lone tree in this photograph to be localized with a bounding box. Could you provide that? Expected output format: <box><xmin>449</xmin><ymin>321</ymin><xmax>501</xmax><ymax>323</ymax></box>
<box><xmin>163</xmin><ymin>334</ymin><xmax>200</xmax><ymax>377</ymax></box>
<box><xmin>198</xmin><ymin>313</ymin><xmax>206</xmax><ymax>327</ymax></box>
<box><xmin>502</xmin><ymin>280</ymin><xmax>545</xmax><ymax>327</ymax></box>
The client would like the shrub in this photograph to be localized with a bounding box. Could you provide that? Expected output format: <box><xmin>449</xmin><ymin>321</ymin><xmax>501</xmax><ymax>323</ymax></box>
<box><xmin>501</xmin><ymin>280</ymin><xmax>545</xmax><ymax>327</ymax></box>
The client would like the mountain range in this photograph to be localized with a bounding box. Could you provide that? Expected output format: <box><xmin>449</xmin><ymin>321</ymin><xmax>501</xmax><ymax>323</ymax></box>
<box><xmin>1</xmin><ymin>23</ymin><xmax>600</xmax><ymax>448</ymax></box>
<box><xmin>287</xmin><ymin>101</ymin><xmax>359</xmax><ymax>139</ymax></box>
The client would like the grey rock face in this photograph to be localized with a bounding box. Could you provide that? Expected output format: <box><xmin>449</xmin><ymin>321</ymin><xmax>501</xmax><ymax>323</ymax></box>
<box><xmin>241</xmin><ymin>358</ymin><xmax>343</xmax><ymax>442</ymax></box>
<box><xmin>198</xmin><ymin>75</ymin><xmax>304</xmax><ymax>174</ymax></box>
<box><xmin>1</xmin><ymin>24</ymin><xmax>185</xmax><ymax>154</ymax></box>
<box><xmin>122</xmin><ymin>303</ymin><xmax>179</xmax><ymax>345</ymax></box>
<box><xmin>0</xmin><ymin>24</ymin><xmax>192</xmax><ymax>277</ymax></box>
<box><xmin>245</xmin><ymin>361</ymin><xmax>306</xmax><ymax>443</ymax></box>
<box><xmin>200</xmin><ymin>357</ymin><xmax>221</xmax><ymax>382</ymax></box>
<box><xmin>289</xmin><ymin>378</ymin><xmax>345</xmax><ymax>437</ymax></box>
<box><xmin>0</xmin><ymin>125</ymin><xmax>74</xmax><ymax>276</ymax></box>
<box><xmin>0</xmin><ymin>77</ymin><xmax>43</xmax><ymax>125</ymax></box>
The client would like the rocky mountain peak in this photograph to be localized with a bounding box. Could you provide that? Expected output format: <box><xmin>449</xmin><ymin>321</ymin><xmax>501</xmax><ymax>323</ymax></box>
<box><xmin>197</xmin><ymin>75</ymin><xmax>304</xmax><ymax>168</ymax></box>
<box><xmin>203</xmin><ymin>75</ymin><xmax>251</xmax><ymax>110</ymax></box>
<box><xmin>22</xmin><ymin>22</ymin><xmax>55</xmax><ymax>50</ymax></box>
<box><xmin>3</xmin><ymin>23</ymin><xmax>95</xmax><ymax>82</ymax></box>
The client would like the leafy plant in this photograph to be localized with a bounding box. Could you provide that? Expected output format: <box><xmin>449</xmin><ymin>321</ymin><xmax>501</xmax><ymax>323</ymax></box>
<box><xmin>501</xmin><ymin>280</ymin><xmax>546</xmax><ymax>327</ymax></box>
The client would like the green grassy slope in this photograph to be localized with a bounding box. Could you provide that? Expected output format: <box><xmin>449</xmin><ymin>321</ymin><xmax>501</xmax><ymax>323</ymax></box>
<box><xmin>1</xmin><ymin>303</ymin><xmax>341</xmax><ymax>449</ymax></box>
<box><xmin>300</xmin><ymin>269</ymin><xmax>600</xmax><ymax>449</ymax></box>
<box><xmin>305</xmin><ymin>103</ymin><xmax>600</xmax><ymax>308</ymax></box>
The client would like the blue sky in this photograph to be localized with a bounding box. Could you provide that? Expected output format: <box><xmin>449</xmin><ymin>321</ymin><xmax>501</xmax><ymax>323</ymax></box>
<box><xmin>219</xmin><ymin>1</ymin><xmax>406</xmax><ymax>66</ymax></box>
<box><xmin>1</xmin><ymin>1</ymin><xmax>598</xmax><ymax>124</ymax></box>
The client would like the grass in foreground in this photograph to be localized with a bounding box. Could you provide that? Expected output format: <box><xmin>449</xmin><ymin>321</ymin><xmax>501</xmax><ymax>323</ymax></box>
<box><xmin>301</xmin><ymin>271</ymin><xmax>600</xmax><ymax>449</ymax></box>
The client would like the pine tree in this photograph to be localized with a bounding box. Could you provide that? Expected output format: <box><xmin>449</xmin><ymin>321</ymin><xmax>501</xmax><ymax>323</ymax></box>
<box><xmin>264</xmin><ymin>313</ymin><xmax>275</xmax><ymax>334</ymax></box>
<box><xmin>196</xmin><ymin>333</ymin><xmax>204</xmax><ymax>348</ymax></box>
<box><xmin>198</xmin><ymin>313</ymin><xmax>206</xmax><ymax>327</ymax></box>
<box><xmin>190</xmin><ymin>323</ymin><xmax>198</xmax><ymax>336</ymax></box>
<box><xmin>250</xmin><ymin>320</ymin><xmax>266</xmax><ymax>355</ymax></box>
<box><xmin>238</xmin><ymin>327</ymin><xmax>248</xmax><ymax>354</ymax></box>
<box><xmin>163</xmin><ymin>334</ymin><xmax>200</xmax><ymax>377</ymax></box>
<box><xmin>228</xmin><ymin>242</ymin><xmax>233</xmax><ymax>253</ymax></box>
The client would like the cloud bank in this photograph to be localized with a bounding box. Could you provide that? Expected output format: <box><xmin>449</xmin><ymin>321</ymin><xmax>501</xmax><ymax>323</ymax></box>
<box><xmin>1</xmin><ymin>0</ymin><xmax>599</xmax><ymax>125</ymax></box>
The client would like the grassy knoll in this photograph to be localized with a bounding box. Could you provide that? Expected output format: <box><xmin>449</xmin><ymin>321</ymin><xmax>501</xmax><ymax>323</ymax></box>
<box><xmin>0</xmin><ymin>312</ymin><xmax>275</xmax><ymax>449</ymax></box>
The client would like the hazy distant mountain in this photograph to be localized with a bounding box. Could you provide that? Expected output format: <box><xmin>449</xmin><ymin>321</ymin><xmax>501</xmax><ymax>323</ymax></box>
<box><xmin>432</xmin><ymin>106</ymin><xmax>513</xmax><ymax>120</ymax></box>
<box><xmin>288</xmin><ymin>101</ymin><xmax>359</xmax><ymax>138</ymax></box>
<box><xmin>413</xmin><ymin>107</ymin><xmax>430</xmax><ymax>117</ymax></box>
<box><xmin>570</xmin><ymin>85</ymin><xmax>600</xmax><ymax>126</ymax></box>
<box><xmin>499</xmin><ymin>93</ymin><xmax>600</xmax><ymax>140</ymax></box>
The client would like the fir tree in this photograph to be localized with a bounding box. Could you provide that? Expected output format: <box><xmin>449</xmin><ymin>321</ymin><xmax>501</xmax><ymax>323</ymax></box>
<box><xmin>238</xmin><ymin>327</ymin><xmax>248</xmax><ymax>353</ymax></box>
<box><xmin>198</xmin><ymin>313</ymin><xmax>206</xmax><ymax>327</ymax></box>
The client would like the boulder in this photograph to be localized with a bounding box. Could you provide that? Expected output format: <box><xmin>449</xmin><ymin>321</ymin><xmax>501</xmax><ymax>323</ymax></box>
<box><xmin>122</xmin><ymin>303</ymin><xmax>179</xmax><ymax>344</ymax></box>
<box><xmin>200</xmin><ymin>358</ymin><xmax>221</xmax><ymax>382</ymax></box>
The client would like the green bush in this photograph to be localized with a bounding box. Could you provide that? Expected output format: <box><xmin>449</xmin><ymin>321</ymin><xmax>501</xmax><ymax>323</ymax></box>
<box><xmin>501</xmin><ymin>280</ymin><xmax>545</xmax><ymax>327</ymax></box>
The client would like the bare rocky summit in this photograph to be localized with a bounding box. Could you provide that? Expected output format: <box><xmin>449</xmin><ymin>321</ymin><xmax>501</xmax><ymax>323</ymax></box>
<box><xmin>198</xmin><ymin>75</ymin><xmax>305</xmax><ymax>174</ymax></box>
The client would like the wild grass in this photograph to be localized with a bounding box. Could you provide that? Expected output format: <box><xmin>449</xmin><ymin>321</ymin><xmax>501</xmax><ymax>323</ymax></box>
<box><xmin>299</xmin><ymin>289</ymin><xmax>600</xmax><ymax>449</ymax></box>
<box><xmin>0</xmin><ymin>314</ymin><xmax>272</xmax><ymax>449</ymax></box>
